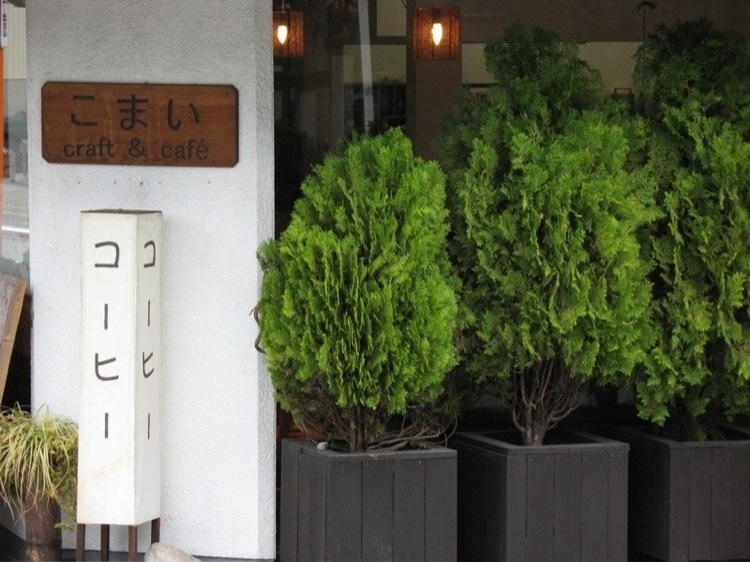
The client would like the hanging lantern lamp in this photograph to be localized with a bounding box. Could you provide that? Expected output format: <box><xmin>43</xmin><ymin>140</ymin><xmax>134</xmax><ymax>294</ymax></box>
<box><xmin>273</xmin><ymin>2</ymin><xmax>304</xmax><ymax>58</ymax></box>
<box><xmin>413</xmin><ymin>5</ymin><xmax>460</xmax><ymax>60</ymax></box>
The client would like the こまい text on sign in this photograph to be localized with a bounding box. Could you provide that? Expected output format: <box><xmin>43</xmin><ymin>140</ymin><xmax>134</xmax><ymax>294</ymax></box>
<box><xmin>42</xmin><ymin>82</ymin><xmax>238</xmax><ymax>167</ymax></box>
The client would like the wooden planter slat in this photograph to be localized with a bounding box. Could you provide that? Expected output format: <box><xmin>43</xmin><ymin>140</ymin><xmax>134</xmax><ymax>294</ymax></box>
<box><xmin>527</xmin><ymin>453</ymin><xmax>554</xmax><ymax>560</ymax></box>
<box><xmin>581</xmin><ymin>451</ymin><xmax>608</xmax><ymax>559</ymax></box>
<box><xmin>279</xmin><ymin>442</ymin><xmax>298</xmax><ymax>562</ymax></box>
<box><xmin>504</xmin><ymin>453</ymin><xmax>526</xmax><ymax>561</ymax></box>
<box><xmin>426</xmin><ymin>457</ymin><xmax>459</xmax><ymax>559</ymax></box>
<box><xmin>688</xmin><ymin>447</ymin><xmax>712</xmax><ymax>560</ymax></box>
<box><xmin>607</xmin><ymin>450</ymin><xmax>629</xmax><ymax>559</ymax></box>
<box><xmin>280</xmin><ymin>439</ymin><xmax>457</xmax><ymax>562</ymax></box>
<box><xmin>553</xmin><ymin>452</ymin><xmax>581</xmax><ymax>560</ymax></box>
<box><xmin>613</xmin><ymin>425</ymin><xmax>750</xmax><ymax>561</ymax></box>
<box><xmin>713</xmin><ymin>446</ymin><xmax>750</xmax><ymax>559</ymax></box>
<box><xmin>324</xmin><ymin>456</ymin><xmax>360</xmax><ymax>561</ymax></box>
<box><xmin>394</xmin><ymin>459</ymin><xmax>425</xmax><ymax>561</ymax></box>
<box><xmin>451</xmin><ymin>430</ymin><xmax>629</xmax><ymax>562</ymax></box>
<box><xmin>363</xmin><ymin>459</ymin><xmax>394</xmax><ymax>559</ymax></box>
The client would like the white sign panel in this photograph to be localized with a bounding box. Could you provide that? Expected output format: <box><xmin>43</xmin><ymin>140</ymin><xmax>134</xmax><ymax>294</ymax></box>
<box><xmin>78</xmin><ymin>210</ymin><xmax>162</xmax><ymax>525</ymax></box>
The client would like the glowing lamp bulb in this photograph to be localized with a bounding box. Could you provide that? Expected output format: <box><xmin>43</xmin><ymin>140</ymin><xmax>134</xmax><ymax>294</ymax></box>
<box><xmin>277</xmin><ymin>24</ymin><xmax>289</xmax><ymax>45</ymax></box>
<box><xmin>431</xmin><ymin>22</ymin><xmax>443</xmax><ymax>46</ymax></box>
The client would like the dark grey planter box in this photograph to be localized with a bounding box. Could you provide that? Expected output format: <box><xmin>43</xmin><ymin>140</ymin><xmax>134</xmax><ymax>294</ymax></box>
<box><xmin>280</xmin><ymin>438</ymin><xmax>457</xmax><ymax>562</ymax></box>
<box><xmin>450</xmin><ymin>430</ymin><xmax>628</xmax><ymax>562</ymax></box>
<box><xmin>612</xmin><ymin>425</ymin><xmax>750</xmax><ymax>562</ymax></box>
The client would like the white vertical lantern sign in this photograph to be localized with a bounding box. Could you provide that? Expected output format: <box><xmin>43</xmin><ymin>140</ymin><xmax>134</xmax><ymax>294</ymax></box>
<box><xmin>78</xmin><ymin>210</ymin><xmax>162</xmax><ymax>526</ymax></box>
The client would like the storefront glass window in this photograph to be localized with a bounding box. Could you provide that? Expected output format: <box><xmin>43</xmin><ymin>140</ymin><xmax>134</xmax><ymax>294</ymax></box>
<box><xmin>2</xmin><ymin>1</ymin><xmax>28</xmax><ymax>280</ymax></box>
<box><xmin>274</xmin><ymin>0</ymin><xmax>406</xmax><ymax>235</ymax></box>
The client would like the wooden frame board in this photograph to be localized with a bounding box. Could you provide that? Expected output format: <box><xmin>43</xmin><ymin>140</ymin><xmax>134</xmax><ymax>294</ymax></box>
<box><xmin>41</xmin><ymin>82</ymin><xmax>238</xmax><ymax>167</ymax></box>
<box><xmin>0</xmin><ymin>273</ymin><xmax>27</xmax><ymax>403</ymax></box>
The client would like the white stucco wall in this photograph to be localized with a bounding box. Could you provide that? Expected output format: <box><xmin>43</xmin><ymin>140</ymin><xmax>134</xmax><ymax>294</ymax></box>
<box><xmin>25</xmin><ymin>1</ymin><xmax>275</xmax><ymax>559</ymax></box>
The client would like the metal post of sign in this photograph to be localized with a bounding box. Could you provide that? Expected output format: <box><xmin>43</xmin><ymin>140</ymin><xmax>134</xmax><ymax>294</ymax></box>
<box><xmin>75</xmin><ymin>519</ymin><xmax>160</xmax><ymax>562</ymax></box>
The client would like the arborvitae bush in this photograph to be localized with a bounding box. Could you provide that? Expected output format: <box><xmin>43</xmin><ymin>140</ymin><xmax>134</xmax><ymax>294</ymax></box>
<box><xmin>633</xmin><ymin>19</ymin><xmax>750</xmax><ymax>439</ymax></box>
<box><xmin>257</xmin><ymin>128</ymin><xmax>457</xmax><ymax>452</ymax></box>
<box><xmin>635</xmin><ymin>18</ymin><xmax>750</xmax><ymax>131</ymax></box>
<box><xmin>440</xmin><ymin>24</ymin><xmax>658</xmax><ymax>445</ymax></box>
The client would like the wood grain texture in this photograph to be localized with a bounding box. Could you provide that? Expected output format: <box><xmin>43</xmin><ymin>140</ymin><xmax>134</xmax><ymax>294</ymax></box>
<box><xmin>0</xmin><ymin>273</ymin><xmax>26</xmax><ymax>403</ymax></box>
<box><xmin>41</xmin><ymin>82</ymin><xmax>238</xmax><ymax>167</ymax></box>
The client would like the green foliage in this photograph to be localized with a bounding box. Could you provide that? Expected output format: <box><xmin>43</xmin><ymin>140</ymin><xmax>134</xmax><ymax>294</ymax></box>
<box><xmin>257</xmin><ymin>128</ymin><xmax>457</xmax><ymax>452</ymax></box>
<box><xmin>440</xmin><ymin>24</ymin><xmax>657</xmax><ymax>445</ymax></box>
<box><xmin>633</xmin><ymin>19</ymin><xmax>750</xmax><ymax>439</ymax></box>
<box><xmin>465</xmin><ymin>112</ymin><xmax>656</xmax><ymax>374</ymax></box>
<box><xmin>0</xmin><ymin>405</ymin><xmax>78</xmax><ymax>528</ymax></box>
<box><xmin>635</xmin><ymin>18</ymin><xmax>750</xmax><ymax>131</ymax></box>
<box><xmin>483</xmin><ymin>24</ymin><xmax>607</xmax><ymax>129</ymax></box>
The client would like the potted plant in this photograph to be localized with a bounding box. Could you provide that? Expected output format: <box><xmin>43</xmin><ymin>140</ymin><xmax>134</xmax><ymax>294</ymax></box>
<box><xmin>0</xmin><ymin>404</ymin><xmax>78</xmax><ymax>562</ymax></box>
<box><xmin>613</xmin><ymin>19</ymin><xmax>750</xmax><ymax>562</ymax></box>
<box><xmin>256</xmin><ymin>128</ymin><xmax>459</xmax><ymax>561</ymax></box>
<box><xmin>439</xmin><ymin>24</ymin><xmax>658</xmax><ymax>561</ymax></box>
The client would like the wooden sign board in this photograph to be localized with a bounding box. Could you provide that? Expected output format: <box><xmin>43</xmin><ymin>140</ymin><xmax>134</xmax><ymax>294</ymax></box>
<box><xmin>42</xmin><ymin>82</ymin><xmax>238</xmax><ymax>167</ymax></box>
<box><xmin>0</xmin><ymin>274</ymin><xmax>26</xmax><ymax>403</ymax></box>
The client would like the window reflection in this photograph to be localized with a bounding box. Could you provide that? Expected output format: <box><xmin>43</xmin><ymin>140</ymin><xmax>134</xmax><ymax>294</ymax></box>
<box><xmin>273</xmin><ymin>0</ymin><xmax>407</xmax><ymax>235</ymax></box>
<box><xmin>273</xmin><ymin>2</ymin><xmax>650</xmax><ymax>239</ymax></box>
<box><xmin>2</xmin><ymin>1</ymin><xmax>28</xmax><ymax>279</ymax></box>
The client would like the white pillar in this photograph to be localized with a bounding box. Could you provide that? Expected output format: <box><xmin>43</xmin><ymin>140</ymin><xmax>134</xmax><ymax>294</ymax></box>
<box><xmin>26</xmin><ymin>2</ymin><xmax>275</xmax><ymax>558</ymax></box>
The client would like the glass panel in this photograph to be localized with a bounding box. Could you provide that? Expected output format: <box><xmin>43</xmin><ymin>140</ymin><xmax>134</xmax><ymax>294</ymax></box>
<box><xmin>2</xmin><ymin>2</ymin><xmax>28</xmax><ymax>280</ymax></box>
<box><xmin>274</xmin><ymin>0</ymin><xmax>407</xmax><ymax>235</ymax></box>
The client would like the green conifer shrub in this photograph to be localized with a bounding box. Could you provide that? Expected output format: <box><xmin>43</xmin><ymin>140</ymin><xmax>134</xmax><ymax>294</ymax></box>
<box><xmin>440</xmin><ymin>24</ymin><xmax>658</xmax><ymax>446</ymax></box>
<box><xmin>257</xmin><ymin>128</ymin><xmax>457</xmax><ymax>452</ymax></box>
<box><xmin>633</xmin><ymin>19</ymin><xmax>750</xmax><ymax>439</ymax></box>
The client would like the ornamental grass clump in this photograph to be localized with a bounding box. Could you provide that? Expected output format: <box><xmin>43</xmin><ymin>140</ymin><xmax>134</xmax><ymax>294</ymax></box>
<box><xmin>257</xmin><ymin>128</ymin><xmax>457</xmax><ymax>452</ymax></box>
<box><xmin>440</xmin><ymin>24</ymin><xmax>658</xmax><ymax>446</ymax></box>
<box><xmin>0</xmin><ymin>404</ymin><xmax>78</xmax><ymax>523</ymax></box>
<box><xmin>633</xmin><ymin>19</ymin><xmax>750</xmax><ymax>440</ymax></box>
